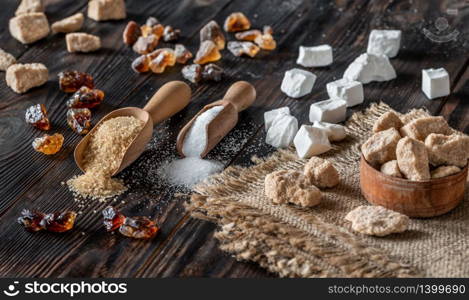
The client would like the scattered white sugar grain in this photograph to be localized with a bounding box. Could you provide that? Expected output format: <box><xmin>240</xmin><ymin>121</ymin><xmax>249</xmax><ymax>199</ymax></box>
<box><xmin>182</xmin><ymin>105</ymin><xmax>225</xmax><ymax>157</ymax></box>
<box><xmin>161</xmin><ymin>157</ymin><xmax>223</xmax><ymax>187</ymax></box>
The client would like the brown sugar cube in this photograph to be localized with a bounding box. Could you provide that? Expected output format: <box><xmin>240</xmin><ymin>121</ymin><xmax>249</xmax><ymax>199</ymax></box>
<box><xmin>396</xmin><ymin>137</ymin><xmax>430</xmax><ymax>181</ymax></box>
<box><xmin>345</xmin><ymin>205</ymin><xmax>409</xmax><ymax>236</ymax></box>
<box><xmin>265</xmin><ymin>170</ymin><xmax>321</xmax><ymax>208</ymax></box>
<box><xmin>6</xmin><ymin>63</ymin><xmax>48</xmax><ymax>94</ymax></box>
<box><xmin>425</xmin><ymin>133</ymin><xmax>469</xmax><ymax>168</ymax></box>
<box><xmin>51</xmin><ymin>13</ymin><xmax>84</xmax><ymax>33</ymax></box>
<box><xmin>373</xmin><ymin>111</ymin><xmax>403</xmax><ymax>133</ymax></box>
<box><xmin>303</xmin><ymin>157</ymin><xmax>340</xmax><ymax>188</ymax></box>
<box><xmin>66</xmin><ymin>33</ymin><xmax>101</xmax><ymax>53</ymax></box>
<box><xmin>361</xmin><ymin>127</ymin><xmax>401</xmax><ymax>167</ymax></box>
<box><xmin>0</xmin><ymin>48</ymin><xmax>16</xmax><ymax>71</ymax></box>
<box><xmin>9</xmin><ymin>12</ymin><xmax>50</xmax><ymax>44</ymax></box>
<box><xmin>431</xmin><ymin>166</ymin><xmax>461</xmax><ymax>179</ymax></box>
<box><xmin>380</xmin><ymin>160</ymin><xmax>402</xmax><ymax>178</ymax></box>
<box><xmin>400</xmin><ymin>116</ymin><xmax>451</xmax><ymax>141</ymax></box>
<box><xmin>15</xmin><ymin>0</ymin><xmax>43</xmax><ymax>16</ymax></box>
<box><xmin>88</xmin><ymin>0</ymin><xmax>126</xmax><ymax>21</ymax></box>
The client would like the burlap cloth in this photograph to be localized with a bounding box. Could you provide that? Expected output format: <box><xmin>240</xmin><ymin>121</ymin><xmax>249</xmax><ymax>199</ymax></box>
<box><xmin>186</xmin><ymin>102</ymin><xmax>469</xmax><ymax>278</ymax></box>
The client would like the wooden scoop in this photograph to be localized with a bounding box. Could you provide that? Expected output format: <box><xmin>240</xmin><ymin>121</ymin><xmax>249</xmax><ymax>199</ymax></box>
<box><xmin>176</xmin><ymin>81</ymin><xmax>256</xmax><ymax>158</ymax></box>
<box><xmin>74</xmin><ymin>81</ymin><xmax>191</xmax><ymax>176</ymax></box>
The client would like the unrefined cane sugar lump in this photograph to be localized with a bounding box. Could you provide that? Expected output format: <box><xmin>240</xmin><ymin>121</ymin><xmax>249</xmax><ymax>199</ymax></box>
<box><xmin>0</xmin><ymin>48</ymin><xmax>16</xmax><ymax>71</ymax></box>
<box><xmin>309</xmin><ymin>99</ymin><xmax>347</xmax><ymax>124</ymax></box>
<box><xmin>51</xmin><ymin>13</ymin><xmax>84</xmax><ymax>33</ymax></box>
<box><xmin>311</xmin><ymin>121</ymin><xmax>346</xmax><ymax>142</ymax></box>
<box><xmin>265</xmin><ymin>114</ymin><xmax>298</xmax><ymax>148</ymax></box>
<box><xmin>66</xmin><ymin>33</ymin><xmax>101</xmax><ymax>53</ymax></box>
<box><xmin>396</xmin><ymin>137</ymin><xmax>430</xmax><ymax>181</ymax></box>
<box><xmin>343</xmin><ymin>53</ymin><xmax>396</xmax><ymax>84</ymax></box>
<box><xmin>380</xmin><ymin>160</ymin><xmax>402</xmax><ymax>178</ymax></box>
<box><xmin>293</xmin><ymin>125</ymin><xmax>331</xmax><ymax>159</ymax></box>
<box><xmin>6</xmin><ymin>63</ymin><xmax>48</xmax><ymax>94</ymax></box>
<box><xmin>326</xmin><ymin>78</ymin><xmax>364</xmax><ymax>107</ymax></box>
<box><xmin>373</xmin><ymin>111</ymin><xmax>403</xmax><ymax>133</ymax></box>
<box><xmin>367</xmin><ymin>30</ymin><xmax>402</xmax><ymax>58</ymax></box>
<box><xmin>264</xmin><ymin>106</ymin><xmax>290</xmax><ymax>131</ymax></box>
<box><xmin>422</xmin><ymin>68</ymin><xmax>450</xmax><ymax>100</ymax></box>
<box><xmin>425</xmin><ymin>133</ymin><xmax>469</xmax><ymax>168</ymax></box>
<box><xmin>9</xmin><ymin>12</ymin><xmax>50</xmax><ymax>44</ymax></box>
<box><xmin>431</xmin><ymin>166</ymin><xmax>461</xmax><ymax>179</ymax></box>
<box><xmin>345</xmin><ymin>205</ymin><xmax>409</xmax><ymax>236</ymax></box>
<box><xmin>361</xmin><ymin>127</ymin><xmax>401</xmax><ymax>167</ymax></box>
<box><xmin>280</xmin><ymin>68</ymin><xmax>317</xmax><ymax>98</ymax></box>
<box><xmin>303</xmin><ymin>157</ymin><xmax>339</xmax><ymax>188</ymax></box>
<box><xmin>296</xmin><ymin>45</ymin><xmax>333</xmax><ymax>67</ymax></box>
<box><xmin>88</xmin><ymin>0</ymin><xmax>126</xmax><ymax>21</ymax></box>
<box><xmin>399</xmin><ymin>116</ymin><xmax>451</xmax><ymax>141</ymax></box>
<box><xmin>15</xmin><ymin>0</ymin><xmax>43</xmax><ymax>16</ymax></box>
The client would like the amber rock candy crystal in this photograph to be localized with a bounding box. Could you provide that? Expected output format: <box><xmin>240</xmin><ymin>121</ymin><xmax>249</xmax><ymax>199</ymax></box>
<box><xmin>227</xmin><ymin>41</ymin><xmax>260</xmax><ymax>57</ymax></box>
<box><xmin>194</xmin><ymin>40</ymin><xmax>221</xmax><ymax>65</ymax></box>
<box><xmin>132</xmin><ymin>34</ymin><xmax>159</xmax><ymax>55</ymax></box>
<box><xmin>18</xmin><ymin>209</ymin><xmax>77</xmax><ymax>233</ymax></box>
<box><xmin>25</xmin><ymin>103</ymin><xmax>51</xmax><ymax>131</ymax></box>
<box><xmin>119</xmin><ymin>216</ymin><xmax>159</xmax><ymax>239</ymax></box>
<box><xmin>224</xmin><ymin>12</ymin><xmax>251</xmax><ymax>32</ymax></box>
<box><xmin>200</xmin><ymin>20</ymin><xmax>225</xmax><ymax>50</ymax></box>
<box><xmin>67</xmin><ymin>108</ymin><xmax>92</xmax><ymax>135</ymax></box>
<box><xmin>235</xmin><ymin>29</ymin><xmax>262</xmax><ymax>41</ymax></box>
<box><xmin>58</xmin><ymin>70</ymin><xmax>95</xmax><ymax>93</ymax></box>
<box><xmin>32</xmin><ymin>133</ymin><xmax>64</xmax><ymax>155</ymax></box>
<box><xmin>67</xmin><ymin>86</ymin><xmax>104</xmax><ymax>109</ymax></box>
<box><xmin>148</xmin><ymin>48</ymin><xmax>176</xmax><ymax>73</ymax></box>
<box><xmin>175</xmin><ymin>44</ymin><xmax>193</xmax><ymax>64</ymax></box>
<box><xmin>254</xmin><ymin>26</ymin><xmax>276</xmax><ymax>50</ymax></box>
<box><xmin>102</xmin><ymin>206</ymin><xmax>126</xmax><ymax>232</ymax></box>
<box><xmin>122</xmin><ymin>21</ymin><xmax>142</xmax><ymax>45</ymax></box>
<box><xmin>181</xmin><ymin>64</ymin><xmax>203</xmax><ymax>83</ymax></box>
<box><xmin>131</xmin><ymin>55</ymin><xmax>150</xmax><ymax>73</ymax></box>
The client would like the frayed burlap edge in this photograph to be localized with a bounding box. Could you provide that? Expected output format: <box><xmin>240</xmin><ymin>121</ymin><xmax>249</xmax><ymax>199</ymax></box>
<box><xmin>186</xmin><ymin>102</ymin><xmax>425</xmax><ymax>278</ymax></box>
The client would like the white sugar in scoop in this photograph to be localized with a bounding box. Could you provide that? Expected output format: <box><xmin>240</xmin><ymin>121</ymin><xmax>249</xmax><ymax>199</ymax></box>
<box><xmin>182</xmin><ymin>105</ymin><xmax>225</xmax><ymax>157</ymax></box>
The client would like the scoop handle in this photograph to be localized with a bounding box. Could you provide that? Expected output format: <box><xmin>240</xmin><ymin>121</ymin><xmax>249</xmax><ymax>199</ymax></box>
<box><xmin>143</xmin><ymin>81</ymin><xmax>191</xmax><ymax>125</ymax></box>
<box><xmin>222</xmin><ymin>81</ymin><xmax>256</xmax><ymax>112</ymax></box>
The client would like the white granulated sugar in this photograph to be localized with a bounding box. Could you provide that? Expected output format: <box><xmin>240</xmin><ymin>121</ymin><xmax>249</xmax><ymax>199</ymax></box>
<box><xmin>161</xmin><ymin>157</ymin><xmax>223</xmax><ymax>187</ymax></box>
<box><xmin>182</xmin><ymin>105</ymin><xmax>224</xmax><ymax>157</ymax></box>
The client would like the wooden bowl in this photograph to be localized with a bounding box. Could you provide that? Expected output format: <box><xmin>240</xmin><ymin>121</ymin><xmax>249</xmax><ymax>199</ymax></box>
<box><xmin>359</xmin><ymin>155</ymin><xmax>468</xmax><ymax>218</ymax></box>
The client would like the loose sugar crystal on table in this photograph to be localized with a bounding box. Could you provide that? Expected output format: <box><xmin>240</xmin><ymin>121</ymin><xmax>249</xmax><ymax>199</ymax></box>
<box><xmin>148</xmin><ymin>48</ymin><xmax>176</xmax><ymax>73</ymax></box>
<box><xmin>227</xmin><ymin>41</ymin><xmax>260</xmax><ymax>57</ymax></box>
<box><xmin>51</xmin><ymin>12</ymin><xmax>84</xmax><ymax>33</ymax></box>
<box><xmin>15</xmin><ymin>0</ymin><xmax>44</xmax><ymax>16</ymax></box>
<box><xmin>280</xmin><ymin>68</ymin><xmax>317</xmax><ymax>98</ymax></box>
<box><xmin>6</xmin><ymin>63</ymin><xmax>48</xmax><ymax>94</ymax></box>
<box><xmin>254</xmin><ymin>27</ymin><xmax>276</xmax><ymax>50</ymax></box>
<box><xmin>380</xmin><ymin>160</ymin><xmax>402</xmax><ymax>178</ymax></box>
<box><xmin>425</xmin><ymin>133</ymin><xmax>469</xmax><ymax>168</ymax></box>
<box><xmin>431</xmin><ymin>166</ymin><xmax>461</xmax><ymax>179</ymax></box>
<box><xmin>309</xmin><ymin>99</ymin><xmax>347</xmax><ymax>123</ymax></box>
<box><xmin>88</xmin><ymin>0</ymin><xmax>126</xmax><ymax>21</ymax></box>
<box><xmin>399</xmin><ymin>116</ymin><xmax>451</xmax><ymax>141</ymax></box>
<box><xmin>422</xmin><ymin>68</ymin><xmax>450</xmax><ymax>100</ymax></box>
<box><xmin>367</xmin><ymin>29</ymin><xmax>402</xmax><ymax>58</ymax></box>
<box><xmin>361</xmin><ymin>127</ymin><xmax>401</xmax><ymax>167</ymax></box>
<box><xmin>373</xmin><ymin>111</ymin><xmax>403</xmax><ymax>133</ymax></box>
<box><xmin>326</xmin><ymin>78</ymin><xmax>364</xmax><ymax>107</ymax></box>
<box><xmin>265</xmin><ymin>114</ymin><xmax>298</xmax><ymax>148</ymax></box>
<box><xmin>343</xmin><ymin>53</ymin><xmax>396</xmax><ymax>84</ymax></box>
<box><xmin>303</xmin><ymin>157</ymin><xmax>340</xmax><ymax>188</ymax></box>
<box><xmin>235</xmin><ymin>29</ymin><xmax>261</xmax><ymax>41</ymax></box>
<box><xmin>264</xmin><ymin>106</ymin><xmax>290</xmax><ymax>131</ymax></box>
<box><xmin>122</xmin><ymin>21</ymin><xmax>141</xmax><ymax>45</ymax></box>
<box><xmin>200</xmin><ymin>20</ymin><xmax>225</xmax><ymax>50</ymax></box>
<box><xmin>67</xmin><ymin>86</ymin><xmax>104</xmax><ymax>109</ymax></box>
<box><xmin>296</xmin><ymin>45</ymin><xmax>333</xmax><ymax>67</ymax></box>
<box><xmin>175</xmin><ymin>44</ymin><xmax>193</xmax><ymax>64</ymax></box>
<box><xmin>293</xmin><ymin>125</ymin><xmax>331</xmax><ymax>159</ymax></box>
<box><xmin>194</xmin><ymin>40</ymin><xmax>221</xmax><ymax>64</ymax></box>
<box><xmin>161</xmin><ymin>157</ymin><xmax>224</xmax><ymax>187</ymax></box>
<box><xmin>140</xmin><ymin>23</ymin><xmax>164</xmax><ymax>39</ymax></box>
<box><xmin>163</xmin><ymin>25</ymin><xmax>180</xmax><ymax>42</ymax></box>
<box><xmin>58</xmin><ymin>70</ymin><xmax>94</xmax><ymax>93</ymax></box>
<box><xmin>396</xmin><ymin>137</ymin><xmax>430</xmax><ymax>181</ymax></box>
<box><xmin>0</xmin><ymin>48</ymin><xmax>16</xmax><ymax>71</ymax></box>
<box><xmin>131</xmin><ymin>55</ymin><xmax>150</xmax><ymax>73</ymax></box>
<box><xmin>25</xmin><ymin>103</ymin><xmax>50</xmax><ymax>130</ymax></box>
<box><xmin>132</xmin><ymin>35</ymin><xmax>159</xmax><ymax>54</ymax></box>
<box><xmin>345</xmin><ymin>205</ymin><xmax>409</xmax><ymax>237</ymax></box>
<box><xmin>9</xmin><ymin>12</ymin><xmax>50</xmax><ymax>44</ymax></box>
<box><xmin>202</xmin><ymin>63</ymin><xmax>223</xmax><ymax>81</ymax></box>
<box><xmin>32</xmin><ymin>133</ymin><xmax>64</xmax><ymax>155</ymax></box>
<box><xmin>264</xmin><ymin>170</ymin><xmax>322</xmax><ymax>208</ymax></box>
<box><xmin>182</xmin><ymin>64</ymin><xmax>203</xmax><ymax>83</ymax></box>
<box><xmin>67</xmin><ymin>108</ymin><xmax>92</xmax><ymax>135</ymax></box>
<box><xmin>311</xmin><ymin>121</ymin><xmax>346</xmax><ymax>142</ymax></box>
<box><xmin>66</xmin><ymin>33</ymin><xmax>101</xmax><ymax>53</ymax></box>
<box><xmin>224</xmin><ymin>12</ymin><xmax>251</xmax><ymax>32</ymax></box>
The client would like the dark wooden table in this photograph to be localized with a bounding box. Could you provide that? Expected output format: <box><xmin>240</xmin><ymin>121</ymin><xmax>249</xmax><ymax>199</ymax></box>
<box><xmin>0</xmin><ymin>0</ymin><xmax>467</xmax><ymax>278</ymax></box>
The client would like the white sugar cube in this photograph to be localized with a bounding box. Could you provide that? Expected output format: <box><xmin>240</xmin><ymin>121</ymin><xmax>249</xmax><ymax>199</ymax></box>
<box><xmin>343</xmin><ymin>53</ymin><xmax>396</xmax><ymax>84</ymax></box>
<box><xmin>326</xmin><ymin>78</ymin><xmax>364</xmax><ymax>107</ymax></box>
<box><xmin>312</xmin><ymin>121</ymin><xmax>346</xmax><ymax>142</ymax></box>
<box><xmin>293</xmin><ymin>125</ymin><xmax>331</xmax><ymax>158</ymax></box>
<box><xmin>296</xmin><ymin>45</ymin><xmax>333</xmax><ymax>67</ymax></box>
<box><xmin>367</xmin><ymin>29</ymin><xmax>402</xmax><ymax>58</ymax></box>
<box><xmin>280</xmin><ymin>68</ymin><xmax>317</xmax><ymax>98</ymax></box>
<box><xmin>264</xmin><ymin>106</ymin><xmax>290</xmax><ymax>131</ymax></box>
<box><xmin>265</xmin><ymin>114</ymin><xmax>298</xmax><ymax>148</ymax></box>
<box><xmin>309</xmin><ymin>99</ymin><xmax>347</xmax><ymax>124</ymax></box>
<box><xmin>422</xmin><ymin>68</ymin><xmax>450</xmax><ymax>99</ymax></box>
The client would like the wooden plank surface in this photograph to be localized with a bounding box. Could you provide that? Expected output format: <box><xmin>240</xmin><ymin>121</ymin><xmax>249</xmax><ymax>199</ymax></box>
<box><xmin>0</xmin><ymin>0</ymin><xmax>468</xmax><ymax>278</ymax></box>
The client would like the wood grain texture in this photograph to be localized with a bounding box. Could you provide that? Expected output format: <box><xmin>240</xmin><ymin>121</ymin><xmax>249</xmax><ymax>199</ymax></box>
<box><xmin>0</xmin><ymin>0</ymin><xmax>468</xmax><ymax>278</ymax></box>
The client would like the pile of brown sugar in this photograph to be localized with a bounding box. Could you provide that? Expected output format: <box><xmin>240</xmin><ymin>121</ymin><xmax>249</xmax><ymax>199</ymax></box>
<box><xmin>67</xmin><ymin>116</ymin><xmax>145</xmax><ymax>200</ymax></box>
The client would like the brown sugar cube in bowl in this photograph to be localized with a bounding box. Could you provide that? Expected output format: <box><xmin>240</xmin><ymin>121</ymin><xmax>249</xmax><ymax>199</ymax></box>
<box><xmin>66</xmin><ymin>33</ymin><xmax>101</xmax><ymax>53</ymax></box>
<box><xmin>88</xmin><ymin>0</ymin><xmax>126</xmax><ymax>21</ymax></box>
<box><xmin>303</xmin><ymin>157</ymin><xmax>340</xmax><ymax>188</ymax></box>
<box><xmin>400</xmin><ymin>116</ymin><xmax>451</xmax><ymax>141</ymax></box>
<box><xmin>9</xmin><ymin>12</ymin><xmax>49</xmax><ymax>44</ymax></box>
<box><xmin>380</xmin><ymin>160</ymin><xmax>402</xmax><ymax>178</ymax></box>
<box><xmin>373</xmin><ymin>111</ymin><xmax>403</xmax><ymax>133</ymax></box>
<box><xmin>15</xmin><ymin>0</ymin><xmax>43</xmax><ymax>16</ymax></box>
<box><xmin>6</xmin><ymin>63</ymin><xmax>48</xmax><ymax>94</ymax></box>
<box><xmin>396</xmin><ymin>137</ymin><xmax>430</xmax><ymax>181</ymax></box>
<box><xmin>431</xmin><ymin>166</ymin><xmax>461</xmax><ymax>179</ymax></box>
<box><xmin>361</xmin><ymin>127</ymin><xmax>401</xmax><ymax>167</ymax></box>
<box><xmin>425</xmin><ymin>133</ymin><xmax>469</xmax><ymax>168</ymax></box>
